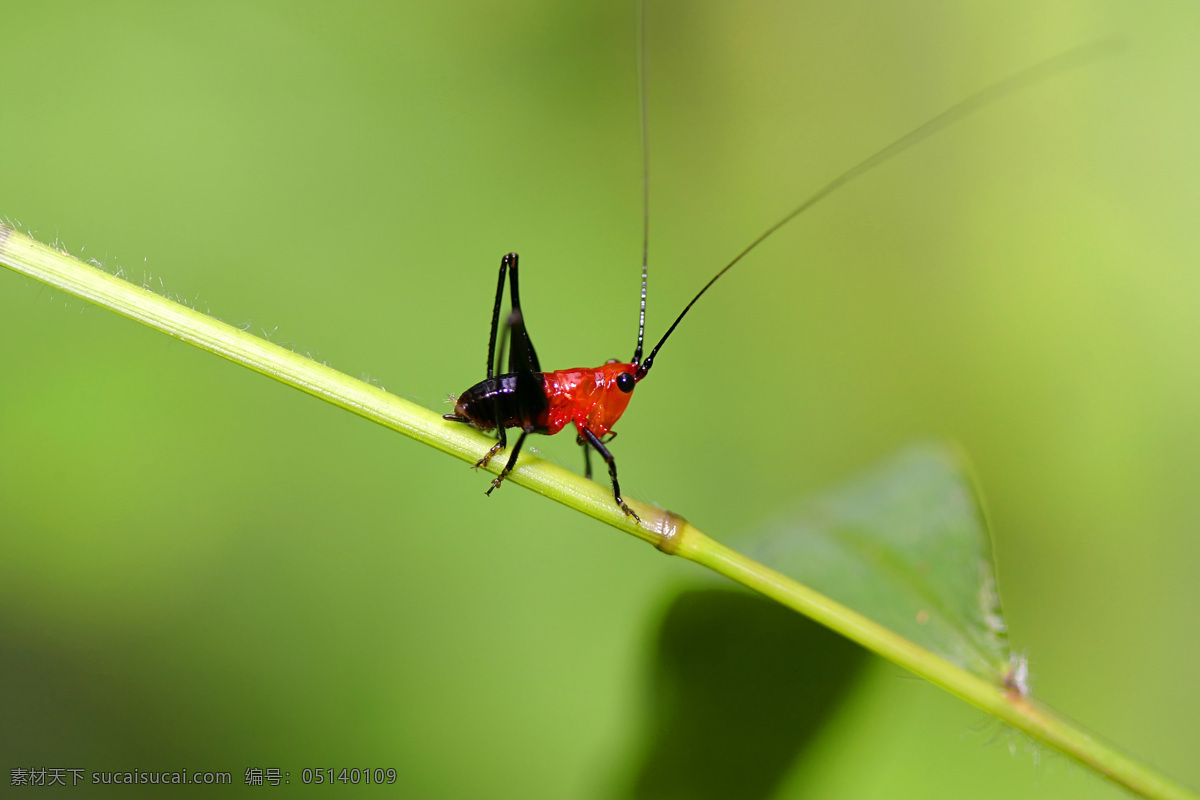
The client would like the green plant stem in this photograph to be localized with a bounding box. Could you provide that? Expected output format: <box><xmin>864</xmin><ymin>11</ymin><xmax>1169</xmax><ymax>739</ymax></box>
<box><xmin>1</xmin><ymin>223</ymin><xmax>1193</xmax><ymax>800</ymax></box>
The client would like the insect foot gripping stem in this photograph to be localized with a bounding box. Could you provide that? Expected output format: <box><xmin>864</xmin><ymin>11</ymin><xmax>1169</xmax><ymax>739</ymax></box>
<box><xmin>485</xmin><ymin>430</ymin><xmax>530</xmax><ymax>497</ymax></box>
<box><xmin>474</xmin><ymin>440</ymin><xmax>505</xmax><ymax>471</ymax></box>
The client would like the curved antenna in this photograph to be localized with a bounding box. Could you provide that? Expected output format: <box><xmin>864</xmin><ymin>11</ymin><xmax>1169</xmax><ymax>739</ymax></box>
<box><xmin>631</xmin><ymin>0</ymin><xmax>651</xmax><ymax>366</ymax></box>
<box><xmin>635</xmin><ymin>40</ymin><xmax>1120</xmax><ymax>381</ymax></box>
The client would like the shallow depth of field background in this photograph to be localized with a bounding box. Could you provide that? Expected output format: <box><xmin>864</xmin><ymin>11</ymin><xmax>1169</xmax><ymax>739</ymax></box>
<box><xmin>1</xmin><ymin>2</ymin><xmax>1198</xmax><ymax>798</ymax></box>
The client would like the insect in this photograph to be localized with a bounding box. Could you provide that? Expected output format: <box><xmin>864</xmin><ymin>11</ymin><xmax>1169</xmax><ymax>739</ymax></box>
<box><xmin>443</xmin><ymin>14</ymin><xmax>1103</xmax><ymax>525</ymax></box>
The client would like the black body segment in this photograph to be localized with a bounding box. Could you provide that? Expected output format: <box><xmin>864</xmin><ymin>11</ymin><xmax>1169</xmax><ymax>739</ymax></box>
<box><xmin>449</xmin><ymin>373</ymin><xmax>548</xmax><ymax>433</ymax></box>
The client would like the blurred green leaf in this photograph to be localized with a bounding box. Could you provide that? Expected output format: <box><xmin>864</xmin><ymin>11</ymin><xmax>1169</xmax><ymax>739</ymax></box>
<box><xmin>627</xmin><ymin>444</ymin><xmax>1007</xmax><ymax>800</ymax></box>
<box><xmin>744</xmin><ymin>443</ymin><xmax>1010</xmax><ymax>681</ymax></box>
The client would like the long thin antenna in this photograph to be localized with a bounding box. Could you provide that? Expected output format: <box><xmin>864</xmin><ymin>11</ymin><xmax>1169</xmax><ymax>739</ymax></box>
<box><xmin>631</xmin><ymin>0</ymin><xmax>651</xmax><ymax>366</ymax></box>
<box><xmin>635</xmin><ymin>39</ymin><xmax>1120</xmax><ymax>380</ymax></box>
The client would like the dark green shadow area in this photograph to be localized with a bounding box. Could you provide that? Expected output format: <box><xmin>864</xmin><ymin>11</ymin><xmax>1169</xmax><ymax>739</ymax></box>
<box><xmin>626</xmin><ymin>589</ymin><xmax>870</xmax><ymax>800</ymax></box>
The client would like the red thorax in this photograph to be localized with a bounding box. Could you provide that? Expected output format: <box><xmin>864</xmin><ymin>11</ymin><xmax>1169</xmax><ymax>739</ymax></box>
<box><xmin>538</xmin><ymin>362</ymin><xmax>638</xmax><ymax>437</ymax></box>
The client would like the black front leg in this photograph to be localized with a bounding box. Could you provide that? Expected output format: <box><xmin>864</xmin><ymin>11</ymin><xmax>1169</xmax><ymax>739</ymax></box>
<box><xmin>581</xmin><ymin>428</ymin><xmax>640</xmax><ymax>522</ymax></box>
<box><xmin>578</xmin><ymin>433</ymin><xmax>593</xmax><ymax>480</ymax></box>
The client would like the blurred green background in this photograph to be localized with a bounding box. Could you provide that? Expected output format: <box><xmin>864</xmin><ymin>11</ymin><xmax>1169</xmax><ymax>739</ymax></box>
<box><xmin>2</xmin><ymin>1</ymin><xmax>1198</xmax><ymax>797</ymax></box>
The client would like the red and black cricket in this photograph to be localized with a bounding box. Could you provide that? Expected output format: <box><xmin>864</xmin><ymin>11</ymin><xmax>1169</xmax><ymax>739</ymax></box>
<box><xmin>443</xmin><ymin>33</ymin><xmax>1099</xmax><ymax>525</ymax></box>
<box><xmin>444</xmin><ymin>251</ymin><xmax>651</xmax><ymax>520</ymax></box>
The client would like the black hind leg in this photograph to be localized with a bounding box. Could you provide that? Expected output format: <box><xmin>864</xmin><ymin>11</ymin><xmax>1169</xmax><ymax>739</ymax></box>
<box><xmin>475</xmin><ymin>426</ymin><xmax>507</xmax><ymax>470</ymax></box>
<box><xmin>487</xmin><ymin>430</ymin><xmax>529</xmax><ymax>495</ymax></box>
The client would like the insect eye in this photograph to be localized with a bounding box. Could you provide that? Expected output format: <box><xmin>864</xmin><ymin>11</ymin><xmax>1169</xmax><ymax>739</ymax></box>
<box><xmin>616</xmin><ymin>372</ymin><xmax>636</xmax><ymax>393</ymax></box>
